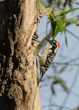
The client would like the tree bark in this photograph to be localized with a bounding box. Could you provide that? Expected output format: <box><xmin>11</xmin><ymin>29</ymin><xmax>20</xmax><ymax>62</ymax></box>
<box><xmin>0</xmin><ymin>0</ymin><xmax>42</xmax><ymax>110</ymax></box>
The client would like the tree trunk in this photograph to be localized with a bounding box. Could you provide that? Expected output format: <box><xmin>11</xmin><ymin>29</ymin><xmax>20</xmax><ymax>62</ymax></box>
<box><xmin>0</xmin><ymin>0</ymin><xmax>42</xmax><ymax>110</ymax></box>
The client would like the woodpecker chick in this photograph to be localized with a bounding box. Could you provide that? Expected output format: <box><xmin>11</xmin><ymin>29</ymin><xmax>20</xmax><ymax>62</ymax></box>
<box><xmin>38</xmin><ymin>39</ymin><xmax>60</xmax><ymax>82</ymax></box>
<box><xmin>32</xmin><ymin>32</ymin><xmax>40</xmax><ymax>47</ymax></box>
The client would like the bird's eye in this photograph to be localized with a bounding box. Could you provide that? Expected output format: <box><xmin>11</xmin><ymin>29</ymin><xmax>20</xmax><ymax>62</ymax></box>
<box><xmin>53</xmin><ymin>42</ymin><xmax>57</xmax><ymax>48</ymax></box>
<box><xmin>53</xmin><ymin>42</ymin><xmax>56</xmax><ymax>45</ymax></box>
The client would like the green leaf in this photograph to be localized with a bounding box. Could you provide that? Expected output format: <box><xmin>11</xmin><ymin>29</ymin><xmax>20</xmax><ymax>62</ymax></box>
<box><xmin>53</xmin><ymin>80</ymin><xmax>59</xmax><ymax>84</ymax></box>
<box><xmin>51</xmin><ymin>87</ymin><xmax>55</xmax><ymax>95</ymax></box>
<box><xmin>48</xmin><ymin>13</ymin><xmax>60</xmax><ymax>38</ymax></box>
<box><xmin>65</xmin><ymin>18</ymin><xmax>79</xmax><ymax>25</ymax></box>
<box><xmin>55</xmin><ymin>77</ymin><xmax>68</xmax><ymax>92</ymax></box>
<box><xmin>64</xmin><ymin>8</ymin><xmax>79</xmax><ymax>14</ymax></box>
<box><xmin>58</xmin><ymin>8</ymin><xmax>79</xmax><ymax>16</ymax></box>
<box><xmin>59</xmin><ymin>18</ymin><xmax>66</xmax><ymax>31</ymax></box>
<box><xmin>68</xmin><ymin>1</ymin><xmax>72</xmax><ymax>8</ymax></box>
<box><xmin>65</xmin><ymin>36</ymin><xmax>68</xmax><ymax>47</ymax></box>
<box><xmin>53</xmin><ymin>17</ymin><xmax>66</xmax><ymax>38</ymax></box>
<box><xmin>51</xmin><ymin>85</ymin><xmax>56</xmax><ymax>95</ymax></box>
<box><xmin>53</xmin><ymin>25</ymin><xmax>60</xmax><ymax>38</ymax></box>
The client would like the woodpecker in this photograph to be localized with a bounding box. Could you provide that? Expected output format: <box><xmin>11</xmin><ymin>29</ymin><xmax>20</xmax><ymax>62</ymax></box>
<box><xmin>32</xmin><ymin>32</ymin><xmax>40</xmax><ymax>47</ymax></box>
<box><xmin>38</xmin><ymin>39</ymin><xmax>60</xmax><ymax>82</ymax></box>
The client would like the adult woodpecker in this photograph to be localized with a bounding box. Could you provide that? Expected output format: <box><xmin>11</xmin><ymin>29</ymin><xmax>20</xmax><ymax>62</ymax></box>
<box><xmin>38</xmin><ymin>38</ymin><xmax>60</xmax><ymax>82</ymax></box>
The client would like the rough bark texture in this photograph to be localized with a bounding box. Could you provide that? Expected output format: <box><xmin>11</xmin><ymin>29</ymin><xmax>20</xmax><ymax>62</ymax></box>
<box><xmin>0</xmin><ymin>0</ymin><xmax>42</xmax><ymax>110</ymax></box>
